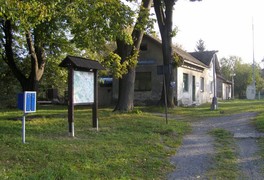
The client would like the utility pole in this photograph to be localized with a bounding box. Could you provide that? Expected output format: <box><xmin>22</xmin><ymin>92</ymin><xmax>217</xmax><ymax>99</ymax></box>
<box><xmin>230</xmin><ymin>73</ymin><xmax>236</xmax><ymax>99</ymax></box>
<box><xmin>211</xmin><ymin>54</ymin><xmax>217</xmax><ymax>110</ymax></box>
<box><xmin>252</xmin><ymin>17</ymin><xmax>256</xmax><ymax>97</ymax></box>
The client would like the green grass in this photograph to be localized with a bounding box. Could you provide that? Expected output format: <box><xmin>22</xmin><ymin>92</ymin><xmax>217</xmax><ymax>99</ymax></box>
<box><xmin>0</xmin><ymin>105</ymin><xmax>189</xmax><ymax>179</ymax></box>
<box><xmin>140</xmin><ymin>99</ymin><xmax>264</xmax><ymax>179</ymax></box>
<box><xmin>2</xmin><ymin>99</ymin><xmax>264</xmax><ymax>179</ymax></box>
<box><xmin>208</xmin><ymin>128</ymin><xmax>239</xmax><ymax>179</ymax></box>
<box><xmin>140</xmin><ymin>99</ymin><xmax>264</xmax><ymax>119</ymax></box>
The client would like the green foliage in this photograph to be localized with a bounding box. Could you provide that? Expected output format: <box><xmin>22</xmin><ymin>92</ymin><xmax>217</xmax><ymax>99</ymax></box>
<box><xmin>234</xmin><ymin>61</ymin><xmax>252</xmax><ymax>98</ymax></box>
<box><xmin>0</xmin><ymin>0</ymin><xmax>139</xmax><ymax>97</ymax></box>
<box><xmin>125</xmin><ymin>49</ymin><xmax>139</xmax><ymax>68</ymax></box>
<box><xmin>0</xmin><ymin>0</ymin><xmax>77</xmax><ymax>90</ymax></box>
<box><xmin>172</xmin><ymin>52</ymin><xmax>184</xmax><ymax>67</ymax></box>
<box><xmin>134</xmin><ymin>3</ymin><xmax>155</xmax><ymax>33</ymax></box>
<box><xmin>103</xmin><ymin>49</ymin><xmax>139</xmax><ymax>79</ymax></box>
<box><xmin>38</xmin><ymin>56</ymin><xmax>67</xmax><ymax>99</ymax></box>
<box><xmin>220</xmin><ymin>56</ymin><xmax>264</xmax><ymax>98</ymax></box>
<box><xmin>0</xmin><ymin>59</ymin><xmax>21</xmax><ymax>108</ymax></box>
<box><xmin>171</xmin><ymin>26</ymin><xmax>179</xmax><ymax>37</ymax></box>
<box><xmin>255</xmin><ymin>113</ymin><xmax>264</xmax><ymax>132</ymax></box>
<box><xmin>0</xmin><ymin>0</ymin><xmax>58</xmax><ymax>29</ymax></box>
<box><xmin>71</xmin><ymin>0</ymin><xmax>135</xmax><ymax>52</ymax></box>
<box><xmin>103</xmin><ymin>52</ymin><xmax>124</xmax><ymax>79</ymax></box>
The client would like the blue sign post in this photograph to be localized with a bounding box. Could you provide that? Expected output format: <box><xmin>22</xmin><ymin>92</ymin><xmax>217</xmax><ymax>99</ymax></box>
<box><xmin>18</xmin><ymin>91</ymin><xmax>36</xmax><ymax>143</ymax></box>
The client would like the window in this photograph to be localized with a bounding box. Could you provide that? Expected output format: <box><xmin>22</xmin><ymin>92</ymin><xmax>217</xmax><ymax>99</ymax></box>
<box><xmin>140</xmin><ymin>43</ymin><xmax>148</xmax><ymax>51</ymax></box>
<box><xmin>135</xmin><ymin>72</ymin><xmax>151</xmax><ymax>91</ymax></box>
<box><xmin>200</xmin><ymin>77</ymin><xmax>204</xmax><ymax>92</ymax></box>
<box><xmin>183</xmin><ymin>73</ymin><xmax>189</xmax><ymax>92</ymax></box>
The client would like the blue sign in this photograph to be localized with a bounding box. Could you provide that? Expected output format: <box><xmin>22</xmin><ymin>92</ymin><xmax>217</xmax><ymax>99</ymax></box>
<box><xmin>18</xmin><ymin>91</ymin><xmax>36</xmax><ymax>113</ymax></box>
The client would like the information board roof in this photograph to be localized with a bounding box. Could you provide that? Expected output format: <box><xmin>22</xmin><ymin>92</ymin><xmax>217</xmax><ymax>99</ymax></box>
<box><xmin>59</xmin><ymin>55</ymin><xmax>105</xmax><ymax>70</ymax></box>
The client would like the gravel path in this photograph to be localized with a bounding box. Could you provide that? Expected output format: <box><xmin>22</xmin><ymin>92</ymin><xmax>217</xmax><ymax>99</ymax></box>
<box><xmin>168</xmin><ymin>112</ymin><xmax>264</xmax><ymax>180</ymax></box>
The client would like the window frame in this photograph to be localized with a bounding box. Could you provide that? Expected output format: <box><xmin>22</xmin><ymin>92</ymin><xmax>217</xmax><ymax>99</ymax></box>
<box><xmin>200</xmin><ymin>77</ymin><xmax>205</xmax><ymax>92</ymax></box>
<box><xmin>135</xmin><ymin>72</ymin><xmax>152</xmax><ymax>91</ymax></box>
<box><xmin>183</xmin><ymin>73</ymin><xmax>189</xmax><ymax>92</ymax></box>
<box><xmin>140</xmin><ymin>43</ymin><xmax>148</xmax><ymax>51</ymax></box>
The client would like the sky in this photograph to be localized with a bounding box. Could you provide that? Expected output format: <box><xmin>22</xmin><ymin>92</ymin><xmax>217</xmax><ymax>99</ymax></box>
<box><xmin>171</xmin><ymin>0</ymin><xmax>264</xmax><ymax>65</ymax></box>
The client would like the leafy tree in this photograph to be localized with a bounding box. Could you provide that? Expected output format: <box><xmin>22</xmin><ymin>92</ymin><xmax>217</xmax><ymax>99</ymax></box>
<box><xmin>113</xmin><ymin>0</ymin><xmax>153</xmax><ymax>111</ymax></box>
<box><xmin>254</xmin><ymin>64</ymin><xmax>264</xmax><ymax>93</ymax></box>
<box><xmin>0</xmin><ymin>0</ymin><xmax>73</xmax><ymax>91</ymax></box>
<box><xmin>71</xmin><ymin>0</ymin><xmax>135</xmax><ymax>55</ymax></box>
<box><xmin>153</xmin><ymin>0</ymin><xmax>201</xmax><ymax>107</ymax></box>
<box><xmin>220</xmin><ymin>56</ymin><xmax>264</xmax><ymax>98</ymax></box>
<box><xmin>234</xmin><ymin>62</ymin><xmax>252</xmax><ymax>98</ymax></box>
<box><xmin>0</xmin><ymin>0</ymin><xmax>136</xmax><ymax>98</ymax></box>
<box><xmin>195</xmin><ymin>39</ymin><xmax>206</xmax><ymax>52</ymax></box>
<box><xmin>69</xmin><ymin>0</ymin><xmax>152</xmax><ymax>112</ymax></box>
<box><xmin>220</xmin><ymin>56</ymin><xmax>238</xmax><ymax>80</ymax></box>
<box><xmin>0</xmin><ymin>57</ymin><xmax>20</xmax><ymax>107</ymax></box>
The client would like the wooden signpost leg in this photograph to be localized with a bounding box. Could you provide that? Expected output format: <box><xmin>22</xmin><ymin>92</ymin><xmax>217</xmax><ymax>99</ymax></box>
<box><xmin>93</xmin><ymin>70</ymin><xmax>98</xmax><ymax>129</ymax></box>
<box><xmin>68</xmin><ymin>66</ymin><xmax>74</xmax><ymax>137</ymax></box>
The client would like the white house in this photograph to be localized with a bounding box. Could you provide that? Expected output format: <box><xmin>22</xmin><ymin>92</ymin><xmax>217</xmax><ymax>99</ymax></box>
<box><xmin>131</xmin><ymin>34</ymin><xmax>231</xmax><ymax>106</ymax></box>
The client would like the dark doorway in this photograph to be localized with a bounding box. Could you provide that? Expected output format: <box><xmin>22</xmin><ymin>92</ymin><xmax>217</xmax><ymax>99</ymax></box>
<box><xmin>192</xmin><ymin>76</ymin><xmax>196</xmax><ymax>102</ymax></box>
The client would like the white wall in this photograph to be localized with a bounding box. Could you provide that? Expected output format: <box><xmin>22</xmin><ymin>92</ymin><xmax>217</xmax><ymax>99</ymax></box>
<box><xmin>177</xmin><ymin>64</ymin><xmax>214</xmax><ymax>106</ymax></box>
<box><xmin>222</xmin><ymin>83</ymin><xmax>231</xmax><ymax>100</ymax></box>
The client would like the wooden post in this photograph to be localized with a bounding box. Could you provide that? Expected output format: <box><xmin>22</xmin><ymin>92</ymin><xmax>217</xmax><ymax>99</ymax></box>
<box><xmin>92</xmin><ymin>70</ymin><xmax>98</xmax><ymax>128</ymax></box>
<box><xmin>68</xmin><ymin>66</ymin><xmax>74</xmax><ymax>136</ymax></box>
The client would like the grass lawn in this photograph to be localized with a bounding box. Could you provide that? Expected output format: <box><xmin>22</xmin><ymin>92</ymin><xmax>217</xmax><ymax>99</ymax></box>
<box><xmin>141</xmin><ymin>99</ymin><xmax>264</xmax><ymax>178</ymax></box>
<box><xmin>208</xmin><ymin>129</ymin><xmax>238</xmax><ymax>179</ymax></box>
<box><xmin>1</xmin><ymin>99</ymin><xmax>264</xmax><ymax>179</ymax></box>
<box><xmin>0</xmin><ymin>105</ymin><xmax>189</xmax><ymax>179</ymax></box>
<box><xmin>141</xmin><ymin>99</ymin><xmax>264</xmax><ymax>119</ymax></box>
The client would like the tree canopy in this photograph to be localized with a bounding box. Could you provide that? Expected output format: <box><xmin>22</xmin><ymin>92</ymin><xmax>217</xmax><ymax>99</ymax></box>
<box><xmin>0</xmin><ymin>0</ymin><xmax>137</xmax><ymax>93</ymax></box>
<box><xmin>220</xmin><ymin>56</ymin><xmax>264</xmax><ymax>98</ymax></box>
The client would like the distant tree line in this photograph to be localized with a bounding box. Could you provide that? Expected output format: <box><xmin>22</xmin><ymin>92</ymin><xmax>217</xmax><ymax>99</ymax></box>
<box><xmin>220</xmin><ymin>56</ymin><xmax>264</xmax><ymax>98</ymax></box>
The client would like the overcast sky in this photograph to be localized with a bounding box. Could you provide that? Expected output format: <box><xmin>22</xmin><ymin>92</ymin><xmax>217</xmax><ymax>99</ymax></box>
<box><xmin>171</xmin><ymin>0</ymin><xmax>264</xmax><ymax>64</ymax></box>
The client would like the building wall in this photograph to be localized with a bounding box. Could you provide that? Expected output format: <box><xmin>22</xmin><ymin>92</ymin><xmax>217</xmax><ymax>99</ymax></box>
<box><xmin>134</xmin><ymin>37</ymin><xmax>164</xmax><ymax>104</ymax></box>
<box><xmin>222</xmin><ymin>83</ymin><xmax>231</xmax><ymax>100</ymax></box>
<box><xmin>177</xmin><ymin>65</ymin><xmax>214</xmax><ymax>106</ymax></box>
<box><xmin>113</xmin><ymin>35</ymin><xmax>218</xmax><ymax>106</ymax></box>
<box><xmin>98</xmin><ymin>86</ymin><xmax>112</xmax><ymax>106</ymax></box>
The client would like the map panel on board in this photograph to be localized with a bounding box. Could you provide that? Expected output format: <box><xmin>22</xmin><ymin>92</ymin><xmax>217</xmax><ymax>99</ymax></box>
<box><xmin>73</xmin><ymin>70</ymin><xmax>94</xmax><ymax>104</ymax></box>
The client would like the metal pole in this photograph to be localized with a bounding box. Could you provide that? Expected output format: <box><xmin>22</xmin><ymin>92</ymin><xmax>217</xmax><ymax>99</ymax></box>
<box><xmin>211</xmin><ymin>54</ymin><xmax>217</xmax><ymax>110</ymax></box>
<box><xmin>252</xmin><ymin>18</ymin><xmax>256</xmax><ymax>96</ymax></box>
<box><xmin>22</xmin><ymin>113</ymin><xmax>26</xmax><ymax>143</ymax></box>
<box><xmin>163</xmin><ymin>75</ymin><xmax>168</xmax><ymax>124</ymax></box>
<box><xmin>232</xmin><ymin>75</ymin><xmax>235</xmax><ymax>99</ymax></box>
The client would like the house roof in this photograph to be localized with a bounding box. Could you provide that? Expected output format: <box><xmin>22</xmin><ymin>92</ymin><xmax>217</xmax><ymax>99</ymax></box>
<box><xmin>59</xmin><ymin>55</ymin><xmax>105</xmax><ymax>70</ymax></box>
<box><xmin>217</xmin><ymin>74</ymin><xmax>232</xmax><ymax>85</ymax></box>
<box><xmin>143</xmin><ymin>34</ymin><xmax>208</xmax><ymax>68</ymax></box>
<box><xmin>189</xmin><ymin>51</ymin><xmax>218</xmax><ymax>66</ymax></box>
<box><xmin>189</xmin><ymin>51</ymin><xmax>221</xmax><ymax>74</ymax></box>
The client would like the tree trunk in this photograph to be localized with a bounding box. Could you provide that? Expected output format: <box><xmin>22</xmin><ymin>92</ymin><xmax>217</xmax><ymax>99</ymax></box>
<box><xmin>114</xmin><ymin>39</ymin><xmax>135</xmax><ymax>111</ymax></box>
<box><xmin>114</xmin><ymin>0</ymin><xmax>153</xmax><ymax>112</ymax></box>
<box><xmin>115</xmin><ymin>68</ymin><xmax>136</xmax><ymax>111</ymax></box>
<box><xmin>154</xmin><ymin>0</ymin><xmax>176</xmax><ymax>107</ymax></box>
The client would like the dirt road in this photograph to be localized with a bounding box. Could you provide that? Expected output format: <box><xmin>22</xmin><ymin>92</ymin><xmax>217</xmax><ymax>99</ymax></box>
<box><xmin>168</xmin><ymin>112</ymin><xmax>264</xmax><ymax>180</ymax></box>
